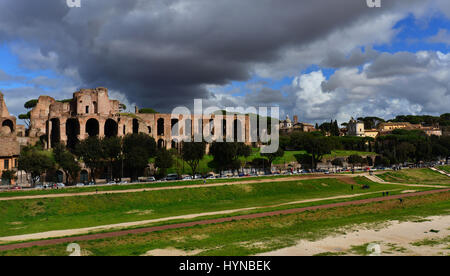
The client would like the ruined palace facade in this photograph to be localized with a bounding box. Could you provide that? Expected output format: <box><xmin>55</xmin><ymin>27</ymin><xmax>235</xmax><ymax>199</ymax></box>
<box><xmin>0</xmin><ymin>92</ymin><xmax>20</xmax><ymax>184</ymax></box>
<box><xmin>28</xmin><ymin>87</ymin><xmax>254</xmax><ymax>150</ymax></box>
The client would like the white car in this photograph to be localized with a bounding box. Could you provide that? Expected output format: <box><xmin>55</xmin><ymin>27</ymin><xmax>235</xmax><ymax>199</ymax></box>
<box><xmin>56</xmin><ymin>183</ymin><xmax>65</xmax><ymax>188</ymax></box>
<box><xmin>76</xmin><ymin>183</ymin><xmax>85</xmax><ymax>187</ymax></box>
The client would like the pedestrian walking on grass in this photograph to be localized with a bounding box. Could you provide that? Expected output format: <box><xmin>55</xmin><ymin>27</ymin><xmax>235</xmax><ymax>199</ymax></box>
<box><xmin>382</xmin><ymin>192</ymin><xmax>385</xmax><ymax>197</ymax></box>
<box><xmin>351</xmin><ymin>185</ymin><xmax>354</xmax><ymax>191</ymax></box>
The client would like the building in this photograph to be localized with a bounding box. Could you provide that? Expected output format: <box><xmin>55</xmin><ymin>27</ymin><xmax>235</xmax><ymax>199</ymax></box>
<box><xmin>27</xmin><ymin>87</ymin><xmax>255</xmax><ymax>151</ymax></box>
<box><xmin>347</xmin><ymin>118</ymin><xmax>366</xmax><ymax>137</ymax></box>
<box><xmin>377</xmin><ymin>122</ymin><xmax>442</xmax><ymax>137</ymax></box>
<box><xmin>280</xmin><ymin>114</ymin><xmax>316</xmax><ymax>133</ymax></box>
<box><xmin>0</xmin><ymin>92</ymin><xmax>20</xmax><ymax>185</ymax></box>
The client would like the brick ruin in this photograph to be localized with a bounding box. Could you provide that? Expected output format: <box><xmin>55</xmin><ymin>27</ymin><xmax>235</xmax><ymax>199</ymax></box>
<box><xmin>26</xmin><ymin>87</ymin><xmax>254</xmax><ymax>151</ymax></box>
<box><xmin>0</xmin><ymin>92</ymin><xmax>20</xmax><ymax>183</ymax></box>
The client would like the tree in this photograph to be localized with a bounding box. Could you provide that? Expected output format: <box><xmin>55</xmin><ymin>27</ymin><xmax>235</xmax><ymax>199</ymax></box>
<box><xmin>53</xmin><ymin>143</ymin><xmax>81</xmax><ymax>185</ymax></box>
<box><xmin>75</xmin><ymin>137</ymin><xmax>104</xmax><ymax>183</ymax></box>
<box><xmin>261</xmin><ymin>148</ymin><xmax>284</xmax><ymax>170</ymax></box>
<box><xmin>347</xmin><ymin>154</ymin><xmax>364</xmax><ymax>172</ymax></box>
<box><xmin>331</xmin><ymin>158</ymin><xmax>344</xmax><ymax>172</ymax></box>
<box><xmin>209</xmin><ymin>142</ymin><xmax>250</xmax><ymax>174</ymax></box>
<box><xmin>18</xmin><ymin>112</ymin><xmax>31</xmax><ymax>128</ymax></box>
<box><xmin>1</xmin><ymin>170</ymin><xmax>17</xmax><ymax>185</ymax></box>
<box><xmin>303</xmin><ymin>136</ymin><xmax>332</xmax><ymax>169</ymax></box>
<box><xmin>123</xmin><ymin>133</ymin><xmax>157</xmax><ymax>181</ymax></box>
<box><xmin>119</xmin><ymin>104</ymin><xmax>127</xmax><ymax>112</ymax></box>
<box><xmin>139</xmin><ymin>108</ymin><xmax>158</xmax><ymax>114</ymax></box>
<box><xmin>155</xmin><ymin>148</ymin><xmax>174</xmax><ymax>177</ymax></box>
<box><xmin>181</xmin><ymin>141</ymin><xmax>206</xmax><ymax>176</ymax></box>
<box><xmin>18</xmin><ymin>146</ymin><xmax>55</xmax><ymax>186</ymax></box>
<box><xmin>396</xmin><ymin>142</ymin><xmax>415</xmax><ymax>163</ymax></box>
<box><xmin>102</xmin><ymin>137</ymin><xmax>123</xmax><ymax>181</ymax></box>
<box><xmin>24</xmin><ymin>99</ymin><xmax>38</xmax><ymax>109</ymax></box>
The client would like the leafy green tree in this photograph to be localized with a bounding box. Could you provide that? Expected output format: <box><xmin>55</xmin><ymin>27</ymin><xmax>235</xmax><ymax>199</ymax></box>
<box><xmin>123</xmin><ymin>133</ymin><xmax>157</xmax><ymax>181</ymax></box>
<box><xmin>155</xmin><ymin>148</ymin><xmax>174</xmax><ymax>177</ymax></box>
<box><xmin>331</xmin><ymin>158</ymin><xmax>344</xmax><ymax>171</ymax></box>
<box><xmin>75</xmin><ymin>137</ymin><xmax>104</xmax><ymax>183</ymax></box>
<box><xmin>53</xmin><ymin>143</ymin><xmax>81</xmax><ymax>185</ymax></box>
<box><xmin>396</xmin><ymin>142</ymin><xmax>415</xmax><ymax>163</ymax></box>
<box><xmin>24</xmin><ymin>99</ymin><xmax>38</xmax><ymax>109</ymax></box>
<box><xmin>102</xmin><ymin>137</ymin><xmax>123</xmax><ymax>181</ymax></box>
<box><xmin>181</xmin><ymin>141</ymin><xmax>206</xmax><ymax>176</ymax></box>
<box><xmin>261</xmin><ymin>148</ymin><xmax>284</xmax><ymax>169</ymax></box>
<box><xmin>209</xmin><ymin>142</ymin><xmax>250</xmax><ymax>174</ymax></box>
<box><xmin>18</xmin><ymin>146</ymin><xmax>55</xmax><ymax>186</ymax></box>
<box><xmin>1</xmin><ymin>170</ymin><xmax>17</xmax><ymax>185</ymax></box>
<box><xmin>139</xmin><ymin>108</ymin><xmax>158</xmax><ymax>114</ymax></box>
<box><xmin>347</xmin><ymin>154</ymin><xmax>364</xmax><ymax>172</ymax></box>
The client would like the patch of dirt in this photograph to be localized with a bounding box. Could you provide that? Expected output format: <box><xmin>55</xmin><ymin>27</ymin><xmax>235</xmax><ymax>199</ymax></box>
<box><xmin>339</xmin><ymin>177</ymin><xmax>357</xmax><ymax>185</ymax></box>
<box><xmin>141</xmin><ymin>247</ymin><xmax>203</xmax><ymax>256</ymax></box>
<box><xmin>125</xmin><ymin>209</ymin><xmax>154</xmax><ymax>215</ymax></box>
<box><xmin>7</xmin><ymin>222</ymin><xmax>23</xmax><ymax>225</ymax></box>
<box><xmin>191</xmin><ymin>234</ymin><xmax>209</xmax><ymax>240</ymax></box>
<box><xmin>258</xmin><ymin>215</ymin><xmax>450</xmax><ymax>256</ymax></box>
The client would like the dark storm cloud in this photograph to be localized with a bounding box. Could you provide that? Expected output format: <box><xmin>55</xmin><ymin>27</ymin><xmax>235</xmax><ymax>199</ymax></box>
<box><xmin>0</xmin><ymin>0</ymin><xmax>405</xmax><ymax>112</ymax></box>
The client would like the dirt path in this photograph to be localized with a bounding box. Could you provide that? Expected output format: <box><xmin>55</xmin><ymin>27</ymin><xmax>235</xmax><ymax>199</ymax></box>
<box><xmin>0</xmin><ymin>188</ymin><xmax>448</xmax><ymax>252</ymax></box>
<box><xmin>0</xmin><ymin>188</ymin><xmax>401</xmax><ymax>243</ymax></box>
<box><xmin>364</xmin><ymin>174</ymin><xmax>445</xmax><ymax>188</ymax></box>
<box><xmin>0</xmin><ymin>175</ymin><xmax>356</xmax><ymax>201</ymax></box>
<box><xmin>258</xmin><ymin>215</ymin><xmax>450</xmax><ymax>256</ymax></box>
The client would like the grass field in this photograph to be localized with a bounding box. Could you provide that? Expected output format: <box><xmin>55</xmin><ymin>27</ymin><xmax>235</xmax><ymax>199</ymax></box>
<box><xmin>2</xmin><ymin>191</ymin><xmax>448</xmax><ymax>256</ymax></box>
<box><xmin>0</xmin><ymin>177</ymin><xmax>419</xmax><ymax>237</ymax></box>
<box><xmin>378</xmin><ymin>168</ymin><xmax>450</xmax><ymax>185</ymax></box>
<box><xmin>438</xmin><ymin>165</ymin><xmax>450</xmax><ymax>174</ymax></box>
<box><xmin>0</xmin><ymin>174</ymin><xmax>311</xmax><ymax>198</ymax></box>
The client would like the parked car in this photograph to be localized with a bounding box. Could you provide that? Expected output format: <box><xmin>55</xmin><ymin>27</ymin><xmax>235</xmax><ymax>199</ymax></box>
<box><xmin>76</xmin><ymin>183</ymin><xmax>85</xmax><ymax>187</ymax></box>
<box><xmin>165</xmin><ymin>174</ymin><xmax>179</xmax><ymax>181</ymax></box>
<box><xmin>181</xmin><ymin>175</ymin><xmax>193</xmax><ymax>181</ymax></box>
<box><xmin>146</xmin><ymin>177</ymin><xmax>156</xmax><ymax>182</ymax></box>
<box><xmin>9</xmin><ymin>186</ymin><xmax>22</xmax><ymax>190</ymax></box>
<box><xmin>56</xmin><ymin>183</ymin><xmax>65</xmax><ymax>188</ymax></box>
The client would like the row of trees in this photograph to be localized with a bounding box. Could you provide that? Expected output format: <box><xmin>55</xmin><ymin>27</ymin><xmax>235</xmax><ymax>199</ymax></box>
<box><xmin>16</xmin><ymin>133</ymin><xmax>210</xmax><ymax>186</ymax></box>
<box><xmin>280</xmin><ymin>130</ymin><xmax>449</xmax><ymax>169</ymax></box>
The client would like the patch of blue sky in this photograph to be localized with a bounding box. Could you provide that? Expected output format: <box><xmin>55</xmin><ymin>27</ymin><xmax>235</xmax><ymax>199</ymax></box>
<box><xmin>374</xmin><ymin>13</ymin><xmax>450</xmax><ymax>54</ymax></box>
<box><xmin>0</xmin><ymin>43</ymin><xmax>62</xmax><ymax>90</ymax></box>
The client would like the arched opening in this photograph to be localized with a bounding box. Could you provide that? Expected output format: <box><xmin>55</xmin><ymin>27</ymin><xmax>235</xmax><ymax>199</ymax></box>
<box><xmin>80</xmin><ymin>170</ymin><xmax>89</xmax><ymax>183</ymax></box>
<box><xmin>133</xmin><ymin>119</ymin><xmax>139</xmax><ymax>134</ymax></box>
<box><xmin>222</xmin><ymin>118</ymin><xmax>227</xmax><ymax>137</ymax></box>
<box><xmin>171</xmin><ymin>118</ymin><xmax>179</xmax><ymax>136</ymax></box>
<box><xmin>50</xmin><ymin>118</ymin><xmax>61</xmax><ymax>147</ymax></box>
<box><xmin>56</xmin><ymin>170</ymin><xmax>64</xmax><ymax>183</ymax></box>
<box><xmin>171</xmin><ymin>139</ymin><xmax>179</xmax><ymax>151</ymax></box>
<box><xmin>1</xmin><ymin>119</ymin><xmax>14</xmax><ymax>134</ymax></box>
<box><xmin>185</xmin><ymin>119</ymin><xmax>192</xmax><ymax>137</ymax></box>
<box><xmin>158</xmin><ymin>139</ymin><xmax>165</xmax><ymax>149</ymax></box>
<box><xmin>157</xmin><ymin>118</ymin><xmax>165</xmax><ymax>136</ymax></box>
<box><xmin>86</xmin><ymin>118</ymin><xmax>100</xmax><ymax>137</ymax></box>
<box><xmin>104</xmin><ymin>119</ymin><xmax>118</xmax><ymax>137</ymax></box>
<box><xmin>209</xmin><ymin>119</ymin><xmax>215</xmax><ymax>135</ymax></box>
<box><xmin>233</xmin><ymin>119</ymin><xmax>243</xmax><ymax>142</ymax></box>
<box><xmin>148</xmin><ymin>126</ymin><xmax>152</xmax><ymax>134</ymax></box>
<box><xmin>66</xmin><ymin>118</ymin><xmax>80</xmax><ymax>150</ymax></box>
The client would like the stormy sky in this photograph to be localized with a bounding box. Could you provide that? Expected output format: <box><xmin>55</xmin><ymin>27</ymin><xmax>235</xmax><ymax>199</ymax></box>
<box><xmin>0</xmin><ymin>0</ymin><xmax>450</xmax><ymax>124</ymax></box>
